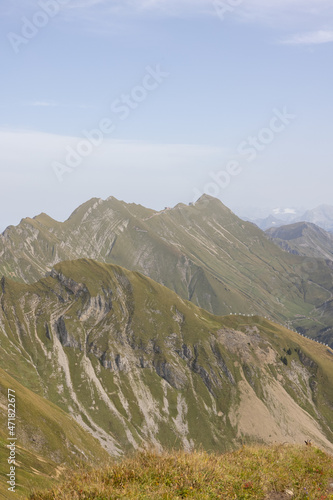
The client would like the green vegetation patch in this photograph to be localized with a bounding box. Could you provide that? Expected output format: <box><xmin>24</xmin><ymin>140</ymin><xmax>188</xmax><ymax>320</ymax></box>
<box><xmin>29</xmin><ymin>445</ymin><xmax>333</xmax><ymax>499</ymax></box>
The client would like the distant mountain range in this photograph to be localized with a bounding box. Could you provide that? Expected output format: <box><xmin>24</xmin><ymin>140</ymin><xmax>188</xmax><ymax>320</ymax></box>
<box><xmin>266</xmin><ymin>222</ymin><xmax>333</xmax><ymax>261</ymax></box>
<box><xmin>1</xmin><ymin>195</ymin><xmax>333</xmax><ymax>496</ymax></box>
<box><xmin>248</xmin><ymin>205</ymin><xmax>333</xmax><ymax>233</ymax></box>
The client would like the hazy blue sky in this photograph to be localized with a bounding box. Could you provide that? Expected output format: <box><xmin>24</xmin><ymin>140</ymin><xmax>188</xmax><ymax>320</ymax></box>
<box><xmin>1</xmin><ymin>0</ymin><xmax>332</xmax><ymax>230</ymax></box>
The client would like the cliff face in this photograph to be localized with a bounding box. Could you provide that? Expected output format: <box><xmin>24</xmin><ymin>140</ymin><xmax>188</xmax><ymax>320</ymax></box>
<box><xmin>1</xmin><ymin>259</ymin><xmax>333</xmax><ymax>457</ymax></box>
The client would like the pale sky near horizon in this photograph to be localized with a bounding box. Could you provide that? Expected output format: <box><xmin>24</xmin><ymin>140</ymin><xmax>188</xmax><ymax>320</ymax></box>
<box><xmin>0</xmin><ymin>0</ymin><xmax>332</xmax><ymax>230</ymax></box>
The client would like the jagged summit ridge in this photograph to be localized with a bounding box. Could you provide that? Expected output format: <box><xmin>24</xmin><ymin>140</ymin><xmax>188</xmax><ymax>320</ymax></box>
<box><xmin>1</xmin><ymin>195</ymin><xmax>333</xmax><ymax>345</ymax></box>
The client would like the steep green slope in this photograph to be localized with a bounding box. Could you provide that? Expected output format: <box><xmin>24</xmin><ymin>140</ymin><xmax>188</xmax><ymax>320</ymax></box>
<box><xmin>267</xmin><ymin>222</ymin><xmax>333</xmax><ymax>260</ymax></box>
<box><xmin>0</xmin><ymin>368</ymin><xmax>109</xmax><ymax>499</ymax></box>
<box><xmin>1</xmin><ymin>195</ymin><xmax>333</xmax><ymax>344</ymax></box>
<box><xmin>1</xmin><ymin>258</ymin><xmax>333</xmax><ymax>473</ymax></box>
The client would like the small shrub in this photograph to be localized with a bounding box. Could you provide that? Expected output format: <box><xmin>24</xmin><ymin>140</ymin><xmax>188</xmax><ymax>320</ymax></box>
<box><xmin>280</xmin><ymin>356</ymin><xmax>288</xmax><ymax>365</ymax></box>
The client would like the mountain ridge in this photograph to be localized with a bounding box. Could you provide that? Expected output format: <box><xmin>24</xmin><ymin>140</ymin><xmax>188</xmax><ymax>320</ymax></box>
<box><xmin>1</xmin><ymin>195</ymin><xmax>333</xmax><ymax>346</ymax></box>
<box><xmin>266</xmin><ymin>221</ymin><xmax>333</xmax><ymax>260</ymax></box>
<box><xmin>0</xmin><ymin>259</ymin><xmax>333</xmax><ymax>491</ymax></box>
<box><xmin>249</xmin><ymin>204</ymin><xmax>333</xmax><ymax>233</ymax></box>
<box><xmin>1</xmin><ymin>258</ymin><xmax>333</xmax><ymax>495</ymax></box>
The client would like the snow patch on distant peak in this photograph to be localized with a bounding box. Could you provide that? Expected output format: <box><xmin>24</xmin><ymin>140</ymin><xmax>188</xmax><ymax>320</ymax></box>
<box><xmin>273</xmin><ymin>208</ymin><xmax>297</xmax><ymax>215</ymax></box>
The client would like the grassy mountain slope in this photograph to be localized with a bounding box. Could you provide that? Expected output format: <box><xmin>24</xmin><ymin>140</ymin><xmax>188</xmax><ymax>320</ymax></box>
<box><xmin>1</xmin><ymin>195</ymin><xmax>333</xmax><ymax>345</ymax></box>
<box><xmin>29</xmin><ymin>445</ymin><xmax>333</xmax><ymax>500</ymax></box>
<box><xmin>1</xmin><ymin>258</ymin><xmax>333</xmax><ymax>478</ymax></box>
<box><xmin>0</xmin><ymin>368</ymin><xmax>109</xmax><ymax>499</ymax></box>
<box><xmin>267</xmin><ymin>222</ymin><xmax>333</xmax><ymax>260</ymax></box>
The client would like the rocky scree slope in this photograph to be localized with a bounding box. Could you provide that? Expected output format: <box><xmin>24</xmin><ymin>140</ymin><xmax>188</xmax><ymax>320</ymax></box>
<box><xmin>0</xmin><ymin>367</ymin><xmax>109</xmax><ymax>498</ymax></box>
<box><xmin>1</xmin><ymin>259</ymin><xmax>333</xmax><ymax>462</ymax></box>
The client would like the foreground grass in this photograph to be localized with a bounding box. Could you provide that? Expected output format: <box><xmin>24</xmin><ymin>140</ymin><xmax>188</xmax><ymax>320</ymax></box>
<box><xmin>29</xmin><ymin>445</ymin><xmax>333</xmax><ymax>500</ymax></box>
